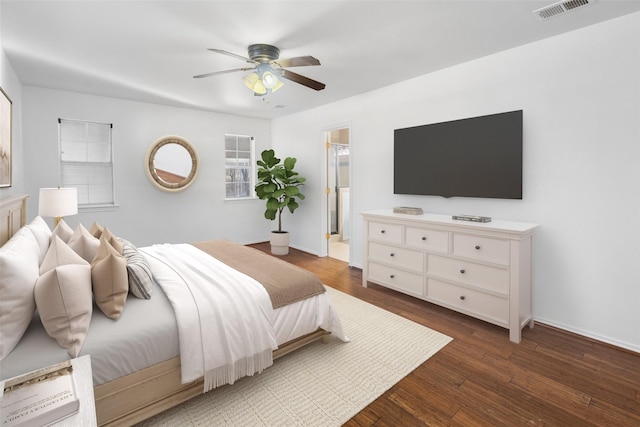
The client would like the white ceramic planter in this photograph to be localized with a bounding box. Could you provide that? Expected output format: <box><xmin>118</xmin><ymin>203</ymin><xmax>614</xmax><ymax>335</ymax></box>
<box><xmin>270</xmin><ymin>231</ymin><xmax>290</xmax><ymax>255</ymax></box>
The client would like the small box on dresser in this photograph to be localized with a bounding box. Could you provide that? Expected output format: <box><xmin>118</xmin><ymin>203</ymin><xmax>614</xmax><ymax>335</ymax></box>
<box><xmin>362</xmin><ymin>210</ymin><xmax>539</xmax><ymax>343</ymax></box>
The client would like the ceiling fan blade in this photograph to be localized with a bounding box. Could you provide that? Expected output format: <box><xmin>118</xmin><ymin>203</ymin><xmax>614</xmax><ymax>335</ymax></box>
<box><xmin>207</xmin><ymin>48</ymin><xmax>256</xmax><ymax>64</ymax></box>
<box><xmin>272</xmin><ymin>56</ymin><xmax>321</xmax><ymax>68</ymax></box>
<box><xmin>193</xmin><ymin>67</ymin><xmax>254</xmax><ymax>79</ymax></box>
<box><xmin>280</xmin><ymin>69</ymin><xmax>326</xmax><ymax>91</ymax></box>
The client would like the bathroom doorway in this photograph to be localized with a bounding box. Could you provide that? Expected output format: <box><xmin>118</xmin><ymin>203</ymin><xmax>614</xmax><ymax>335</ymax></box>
<box><xmin>325</xmin><ymin>127</ymin><xmax>350</xmax><ymax>263</ymax></box>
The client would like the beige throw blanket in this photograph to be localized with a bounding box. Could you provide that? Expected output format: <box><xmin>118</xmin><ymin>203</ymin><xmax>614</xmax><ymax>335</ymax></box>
<box><xmin>191</xmin><ymin>240</ymin><xmax>326</xmax><ymax>309</ymax></box>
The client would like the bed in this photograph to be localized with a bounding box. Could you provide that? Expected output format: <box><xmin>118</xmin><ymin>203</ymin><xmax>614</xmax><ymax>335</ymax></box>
<box><xmin>0</xmin><ymin>195</ymin><xmax>347</xmax><ymax>426</ymax></box>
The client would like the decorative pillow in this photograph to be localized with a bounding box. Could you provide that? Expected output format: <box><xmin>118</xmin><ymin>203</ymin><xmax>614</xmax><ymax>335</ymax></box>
<box><xmin>40</xmin><ymin>234</ymin><xmax>88</xmax><ymax>274</ymax></box>
<box><xmin>89</xmin><ymin>221</ymin><xmax>103</xmax><ymax>238</ymax></box>
<box><xmin>34</xmin><ymin>235</ymin><xmax>93</xmax><ymax>357</ymax></box>
<box><xmin>121</xmin><ymin>239</ymin><xmax>153</xmax><ymax>299</ymax></box>
<box><xmin>0</xmin><ymin>228</ymin><xmax>40</xmax><ymax>360</ymax></box>
<box><xmin>25</xmin><ymin>216</ymin><xmax>51</xmax><ymax>263</ymax></box>
<box><xmin>35</xmin><ymin>264</ymin><xmax>92</xmax><ymax>358</ymax></box>
<box><xmin>101</xmin><ymin>227</ymin><xmax>124</xmax><ymax>255</ymax></box>
<box><xmin>91</xmin><ymin>234</ymin><xmax>128</xmax><ymax>320</ymax></box>
<box><xmin>68</xmin><ymin>223</ymin><xmax>100</xmax><ymax>263</ymax></box>
<box><xmin>52</xmin><ymin>218</ymin><xmax>74</xmax><ymax>243</ymax></box>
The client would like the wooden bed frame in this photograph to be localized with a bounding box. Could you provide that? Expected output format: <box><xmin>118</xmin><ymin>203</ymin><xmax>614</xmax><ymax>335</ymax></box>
<box><xmin>1</xmin><ymin>194</ymin><xmax>331</xmax><ymax>426</ymax></box>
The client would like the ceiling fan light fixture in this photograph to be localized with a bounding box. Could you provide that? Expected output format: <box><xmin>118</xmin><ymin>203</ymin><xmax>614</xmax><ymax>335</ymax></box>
<box><xmin>271</xmin><ymin>78</ymin><xmax>285</xmax><ymax>93</ymax></box>
<box><xmin>253</xmin><ymin>80</ymin><xmax>267</xmax><ymax>95</ymax></box>
<box><xmin>243</xmin><ymin>63</ymin><xmax>284</xmax><ymax>95</ymax></box>
<box><xmin>201</xmin><ymin>44</ymin><xmax>324</xmax><ymax>94</ymax></box>
<box><xmin>243</xmin><ymin>72</ymin><xmax>259</xmax><ymax>90</ymax></box>
<box><xmin>262</xmin><ymin>70</ymin><xmax>279</xmax><ymax>89</ymax></box>
<box><xmin>243</xmin><ymin>72</ymin><xmax>267</xmax><ymax>95</ymax></box>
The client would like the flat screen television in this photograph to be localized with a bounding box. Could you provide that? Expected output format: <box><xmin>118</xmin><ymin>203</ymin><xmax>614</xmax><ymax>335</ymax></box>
<box><xmin>394</xmin><ymin>110</ymin><xmax>523</xmax><ymax>199</ymax></box>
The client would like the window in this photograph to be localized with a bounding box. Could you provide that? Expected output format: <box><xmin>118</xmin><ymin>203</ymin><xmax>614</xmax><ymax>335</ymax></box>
<box><xmin>59</xmin><ymin>118</ymin><xmax>116</xmax><ymax>209</ymax></box>
<box><xmin>224</xmin><ymin>134</ymin><xmax>255</xmax><ymax>199</ymax></box>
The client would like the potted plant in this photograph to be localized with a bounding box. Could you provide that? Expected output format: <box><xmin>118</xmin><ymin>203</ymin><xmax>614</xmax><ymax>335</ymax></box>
<box><xmin>255</xmin><ymin>149</ymin><xmax>306</xmax><ymax>255</ymax></box>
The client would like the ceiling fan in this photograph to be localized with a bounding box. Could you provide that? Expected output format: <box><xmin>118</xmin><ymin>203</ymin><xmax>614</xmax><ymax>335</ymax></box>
<box><xmin>193</xmin><ymin>44</ymin><xmax>326</xmax><ymax>95</ymax></box>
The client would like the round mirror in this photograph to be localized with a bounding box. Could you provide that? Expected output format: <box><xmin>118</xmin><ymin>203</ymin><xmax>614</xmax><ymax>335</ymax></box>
<box><xmin>145</xmin><ymin>135</ymin><xmax>198</xmax><ymax>192</ymax></box>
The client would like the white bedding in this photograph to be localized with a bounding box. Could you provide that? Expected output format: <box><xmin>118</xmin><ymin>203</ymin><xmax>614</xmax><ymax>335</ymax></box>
<box><xmin>1</xmin><ymin>243</ymin><xmax>347</xmax><ymax>388</ymax></box>
<box><xmin>141</xmin><ymin>243</ymin><xmax>347</xmax><ymax>391</ymax></box>
<box><xmin>141</xmin><ymin>243</ymin><xmax>277</xmax><ymax>391</ymax></box>
<box><xmin>0</xmin><ymin>282</ymin><xmax>179</xmax><ymax>384</ymax></box>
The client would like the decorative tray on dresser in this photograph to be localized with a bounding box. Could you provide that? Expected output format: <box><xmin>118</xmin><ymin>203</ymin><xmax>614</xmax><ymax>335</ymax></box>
<box><xmin>362</xmin><ymin>210</ymin><xmax>539</xmax><ymax>343</ymax></box>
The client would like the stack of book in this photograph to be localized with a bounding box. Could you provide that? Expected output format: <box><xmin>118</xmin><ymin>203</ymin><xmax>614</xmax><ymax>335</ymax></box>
<box><xmin>1</xmin><ymin>360</ymin><xmax>79</xmax><ymax>426</ymax></box>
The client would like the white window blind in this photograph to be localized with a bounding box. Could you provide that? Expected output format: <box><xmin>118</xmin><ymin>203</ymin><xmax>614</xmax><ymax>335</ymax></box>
<box><xmin>224</xmin><ymin>134</ymin><xmax>255</xmax><ymax>199</ymax></box>
<box><xmin>59</xmin><ymin>119</ymin><xmax>116</xmax><ymax>208</ymax></box>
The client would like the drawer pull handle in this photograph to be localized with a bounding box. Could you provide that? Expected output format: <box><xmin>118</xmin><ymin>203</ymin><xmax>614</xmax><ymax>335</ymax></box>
<box><xmin>390</xmin><ymin>253</ymin><xmax>395</xmax><ymax>257</ymax></box>
<box><xmin>390</xmin><ymin>275</ymin><xmax>395</xmax><ymax>279</ymax></box>
<box><xmin>381</xmin><ymin>230</ymin><xmax>386</xmax><ymax>234</ymax></box>
<box><xmin>460</xmin><ymin>269</ymin><xmax>466</xmax><ymax>274</ymax></box>
<box><xmin>421</xmin><ymin>236</ymin><xmax>427</xmax><ymax>241</ymax></box>
<box><xmin>475</xmin><ymin>245</ymin><xmax>481</xmax><ymax>250</ymax></box>
<box><xmin>460</xmin><ymin>295</ymin><xmax>466</xmax><ymax>300</ymax></box>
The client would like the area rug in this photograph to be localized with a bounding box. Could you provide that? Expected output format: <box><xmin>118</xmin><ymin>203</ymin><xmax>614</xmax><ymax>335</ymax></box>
<box><xmin>139</xmin><ymin>286</ymin><xmax>452</xmax><ymax>426</ymax></box>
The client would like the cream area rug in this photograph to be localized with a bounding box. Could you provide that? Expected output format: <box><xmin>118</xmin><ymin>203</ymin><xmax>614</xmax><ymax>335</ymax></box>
<box><xmin>139</xmin><ymin>286</ymin><xmax>452</xmax><ymax>426</ymax></box>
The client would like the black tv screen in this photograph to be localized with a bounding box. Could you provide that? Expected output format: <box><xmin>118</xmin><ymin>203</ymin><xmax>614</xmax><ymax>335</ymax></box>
<box><xmin>394</xmin><ymin>110</ymin><xmax>523</xmax><ymax>199</ymax></box>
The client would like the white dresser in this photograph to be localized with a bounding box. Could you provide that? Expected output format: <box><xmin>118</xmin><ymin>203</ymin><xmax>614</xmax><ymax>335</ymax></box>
<box><xmin>362</xmin><ymin>210</ymin><xmax>539</xmax><ymax>343</ymax></box>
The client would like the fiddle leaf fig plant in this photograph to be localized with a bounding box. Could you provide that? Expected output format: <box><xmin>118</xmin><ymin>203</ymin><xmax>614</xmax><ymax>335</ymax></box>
<box><xmin>255</xmin><ymin>149</ymin><xmax>306</xmax><ymax>233</ymax></box>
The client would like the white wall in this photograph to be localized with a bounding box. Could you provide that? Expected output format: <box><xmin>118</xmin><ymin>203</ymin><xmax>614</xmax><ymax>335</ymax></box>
<box><xmin>0</xmin><ymin>6</ymin><xmax>25</xmax><ymax>199</ymax></box>
<box><xmin>22</xmin><ymin>87</ymin><xmax>272</xmax><ymax>246</ymax></box>
<box><xmin>273</xmin><ymin>12</ymin><xmax>640</xmax><ymax>351</ymax></box>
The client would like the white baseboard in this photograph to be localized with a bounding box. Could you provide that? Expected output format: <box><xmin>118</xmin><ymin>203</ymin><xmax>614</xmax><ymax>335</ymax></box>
<box><xmin>534</xmin><ymin>316</ymin><xmax>640</xmax><ymax>354</ymax></box>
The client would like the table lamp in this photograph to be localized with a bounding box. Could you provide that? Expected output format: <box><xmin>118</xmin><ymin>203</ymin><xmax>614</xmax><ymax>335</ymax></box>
<box><xmin>38</xmin><ymin>187</ymin><xmax>78</xmax><ymax>227</ymax></box>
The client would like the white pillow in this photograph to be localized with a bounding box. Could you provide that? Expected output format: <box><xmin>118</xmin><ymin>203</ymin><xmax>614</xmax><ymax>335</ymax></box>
<box><xmin>52</xmin><ymin>218</ymin><xmax>74</xmax><ymax>243</ymax></box>
<box><xmin>68</xmin><ymin>223</ymin><xmax>100</xmax><ymax>263</ymax></box>
<box><xmin>25</xmin><ymin>216</ymin><xmax>51</xmax><ymax>263</ymax></box>
<box><xmin>0</xmin><ymin>228</ymin><xmax>40</xmax><ymax>360</ymax></box>
<box><xmin>40</xmin><ymin>235</ymin><xmax>88</xmax><ymax>275</ymax></box>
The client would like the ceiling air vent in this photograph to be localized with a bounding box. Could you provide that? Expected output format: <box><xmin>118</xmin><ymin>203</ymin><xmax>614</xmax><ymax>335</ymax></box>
<box><xmin>533</xmin><ymin>0</ymin><xmax>595</xmax><ymax>20</ymax></box>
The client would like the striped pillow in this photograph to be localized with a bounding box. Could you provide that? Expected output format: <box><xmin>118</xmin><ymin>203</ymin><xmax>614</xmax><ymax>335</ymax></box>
<box><xmin>121</xmin><ymin>239</ymin><xmax>153</xmax><ymax>299</ymax></box>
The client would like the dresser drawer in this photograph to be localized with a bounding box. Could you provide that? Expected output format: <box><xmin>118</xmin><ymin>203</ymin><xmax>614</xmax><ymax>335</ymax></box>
<box><xmin>427</xmin><ymin>279</ymin><xmax>508</xmax><ymax>326</ymax></box>
<box><xmin>405</xmin><ymin>227</ymin><xmax>448</xmax><ymax>253</ymax></box>
<box><xmin>368</xmin><ymin>262</ymin><xmax>424</xmax><ymax>297</ymax></box>
<box><xmin>428</xmin><ymin>254</ymin><xmax>509</xmax><ymax>295</ymax></box>
<box><xmin>452</xmin><ymin>233</ymin><xmax>509</xmax><ymax>265</ymax></box>
<box><xmin>369</xmin><ymin>242</ymin><xmax>423</xmax><ymax>272</ymax></box>
<box><xmin>368</xmin><ymin>221</ymin><xmax>402</xmax><ymax>244</ymax></box>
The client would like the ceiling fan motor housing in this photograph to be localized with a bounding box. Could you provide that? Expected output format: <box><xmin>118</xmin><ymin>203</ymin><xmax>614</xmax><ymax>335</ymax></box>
<box><xmin>248</xmin><ymin>44</ymin><xmax>280</xmax><ymax>62</ymax></box>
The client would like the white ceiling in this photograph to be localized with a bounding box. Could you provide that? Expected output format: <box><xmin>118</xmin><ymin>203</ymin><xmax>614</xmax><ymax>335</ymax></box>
<box><xmin>3</xmin><ymin>0</ymin><xmax>640</xmax><ymax>120</ymax></box>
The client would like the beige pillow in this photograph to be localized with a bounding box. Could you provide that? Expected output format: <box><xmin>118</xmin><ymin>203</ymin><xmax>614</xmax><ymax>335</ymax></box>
<box><xmin>0</xmin><ymin>228</ymin><xmax>40</xmax><ymax>360</ymax></box>
<box><xmin>101</xmin><ymin>227</ymin><xmax>124</xmax><ymax>255</ymax></box>
<box><xmin>34</xmin><ymin>235</ymin><xmax>92</xmax><ymax>357</ymax></box>
<box><xmin>52</xmin><ymin>218</ymin><xmax>74</xmax><ymax>243</ymax></box>
<box><xmin>35</xmin><ymin>264</ymin><xmax>93</xmax><ymax>357</ymax></box>
<box><xmin>25</xmin><ymin>216</ymin><xmax>51</xmax><ymax>263</ymax></box>
<box><xmin>91</xmin><ymin>235</ymin><xmax>128</xmax><ymax>320</ymax></box>
<box><xmin>89</xmin><ymin>221</ymin><xmax>103</xmax><ymax>238</ymax></box>
<box><xmin>40</xmin><ymin>235</ymin><xmax>88</xmax><ymax>275</ymax></box>
<box><xmin>68</xmin><ymin>223</ymin><xmax>100</xmax><ymax>263</ymax></box>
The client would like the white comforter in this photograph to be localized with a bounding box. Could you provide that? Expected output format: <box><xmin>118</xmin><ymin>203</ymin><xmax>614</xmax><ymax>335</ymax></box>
<box><xmin>141</xmin><ymin>244</ymin><xmax>278</xmax><ymax>392</ymax></box>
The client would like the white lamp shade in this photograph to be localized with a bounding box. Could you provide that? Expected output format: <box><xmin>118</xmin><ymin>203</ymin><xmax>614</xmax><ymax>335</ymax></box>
<box><xmin>38</xmin><ymin>187</ymin><xmax>78</xmax><ymax>217</ymax></box>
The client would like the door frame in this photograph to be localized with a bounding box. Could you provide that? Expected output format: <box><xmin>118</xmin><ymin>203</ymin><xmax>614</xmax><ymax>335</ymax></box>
<box><xmin>320</xmin><ymin>122</ymin><xmax>352</xmax><ymax>261</ymax></box>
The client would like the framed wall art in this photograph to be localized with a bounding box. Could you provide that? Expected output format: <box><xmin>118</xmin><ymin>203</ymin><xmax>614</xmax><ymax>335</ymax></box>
<box><xmin>0</xmin><ymin>86</ymin><xmax>12</xmax><ymax>188</ymax></box>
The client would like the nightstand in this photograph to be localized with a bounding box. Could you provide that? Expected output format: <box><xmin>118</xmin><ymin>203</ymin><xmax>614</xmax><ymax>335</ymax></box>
<box><xmin>54</xmin><ymin>355</ymin><xmax>96</xmax><ymax>427</ymax></box>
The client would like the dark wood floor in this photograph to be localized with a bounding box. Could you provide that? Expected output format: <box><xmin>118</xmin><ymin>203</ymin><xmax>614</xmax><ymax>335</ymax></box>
<box><xmin>250</xmin><ymin>243</ymin><xmax>640</xmax><ymax>426</ymax></box>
